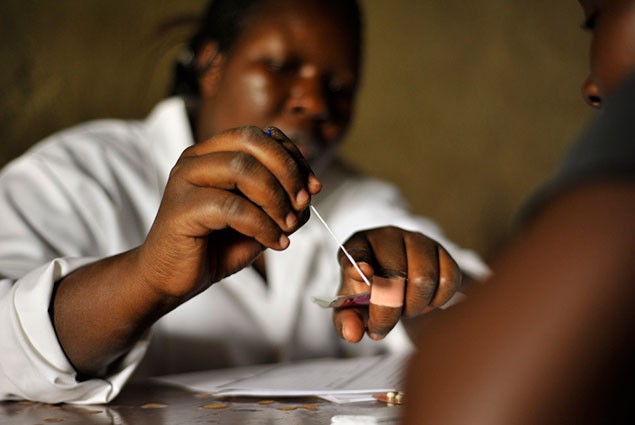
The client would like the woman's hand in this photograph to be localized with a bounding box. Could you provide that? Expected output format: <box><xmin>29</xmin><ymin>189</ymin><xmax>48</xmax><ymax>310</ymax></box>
<box><xmin>138</xmin><ymin>126</ymin><xmax>321</xmax><ymax>302</ymax></box>
<box><xmin>333</xmin><ymin>226</ymin><xmax>462</xmax><ymax>342</ymax></box>
<box><xmin>51</xmin><ymin>126</ymin><xmax>320</xmax><ymax>377</ymax></box>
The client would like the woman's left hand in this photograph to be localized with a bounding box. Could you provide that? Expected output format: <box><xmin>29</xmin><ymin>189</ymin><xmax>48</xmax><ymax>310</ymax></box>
<box><xmin>333</xmin><ymin>226</ymin><xmax>462</xmax><ymax>342</ymax></box>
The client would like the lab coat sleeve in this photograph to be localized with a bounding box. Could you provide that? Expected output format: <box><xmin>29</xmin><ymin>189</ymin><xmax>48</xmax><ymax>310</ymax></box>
<box><xmin>0</xmin><ymin>258</ymin><xmax>150</xmax><ymax>404</ymax></box>
<box><xmin>0</xmin><ymin>129</ymin><xmax>156</xmax><ymax>403</ymax></box>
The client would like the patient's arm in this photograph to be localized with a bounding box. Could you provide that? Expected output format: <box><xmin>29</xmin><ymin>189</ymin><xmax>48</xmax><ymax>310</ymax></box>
<box><xmin>403</xmin><ymin>179</ymin><xmax>635</xmax><ymax>425</ymax></box>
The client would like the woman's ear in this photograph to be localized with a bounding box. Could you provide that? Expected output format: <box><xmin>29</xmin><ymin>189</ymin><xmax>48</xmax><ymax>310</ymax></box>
<box><xmin>196</xmin><ymin>41</ymin><xmax>224</xmax><ymax>98</ymax></box>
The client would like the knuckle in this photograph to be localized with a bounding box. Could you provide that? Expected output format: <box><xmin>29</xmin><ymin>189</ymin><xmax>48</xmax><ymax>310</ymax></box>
<box><xmin>181</xmin><ymin>144</ymin><xmax>198</xmax><ymax>157</ymax></box>
<box><xmin>229</xmin><ymin>152</ymin><xmax>258</xmax><ymax>175</ymax></box>
<box><xmin>167</xmin><ymin>158</ymin><xmax>193</xmax><ymax>184</ymax></box>
<box><xmin>168</xmin><ymin>162</ymin><xmax>185</xmax><ymax>180</ymax></box>
<box><xmin>235</xmin><ymin>125</ymin><xmax>262</xmax><ymax>141</ymax></box>
<box><xmin>410</xmin><ymin>270</ymin><xmax>438</xmax><ymax>287</ymax></box>
<box><xmin>404</xmin><ymin>274</ymin><xmax>438</xmax><ymax>317</ymax></box>
<box><xmin>410</xmin><ymin>273</ymin><xmax>438</xmax><ymax>297</ymax></box>
<box><xmin>240</xmin><ymin>124</ymin><xmax>261</xmax><ymax>134</ymax></box>
<box><xmin>439</xmin><ymin>271</ymin><xmax>461</xmax><ymax>293</ymax></box>
<box><xmin>220</xmin><ymin>194</ymin><xmax>247</xmax><ymax>218</ymax></box>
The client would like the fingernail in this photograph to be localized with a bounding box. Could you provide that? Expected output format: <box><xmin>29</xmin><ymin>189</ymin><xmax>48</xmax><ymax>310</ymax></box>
<box><xmin>340</xmin><ymin>322</ymin><xmax>347</xmax><ymax>340</ymax></box>
<box><xmin>423</xmin><ymin>305</ymin><xmax>435</xmax><ymax>314</ymax></box>
<box><xmin>285</xmin><ymin>212</ymin><xmax>297</xmax><ymax>229</ymax></box>
<box><xmin>369</xmin><ymin>332</ymin><xmax>385</xmax><ymax>341</ymax></box>
<box><xmin>308</xmin><ymin>174</ymin><xmax>322</xmax><ymax>194</ymax></box>
<box><xmin>296</xmin><ymin>188</ymin><xmax>309</xmax><ymax>206</ymax></box>
<box><xmin>342</xmin><ymin>323</ymin><xmax>356</xmax><ymax>342</ymax></box>
<box><xmin>279</xmin><ymin>234</ymin><xmax>290</xmax><ymax>249</ymax></box>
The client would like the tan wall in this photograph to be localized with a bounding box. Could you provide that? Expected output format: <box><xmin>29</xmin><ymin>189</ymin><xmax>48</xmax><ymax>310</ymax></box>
<box><xmin>0</xmin><ymin>0</ymin><xmax>592</xmax><ymax>258</ymax></box>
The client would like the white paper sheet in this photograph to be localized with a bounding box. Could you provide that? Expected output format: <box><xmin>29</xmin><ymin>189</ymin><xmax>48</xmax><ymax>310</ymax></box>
<box><xmin>158</xmin><ymin>353</ymin><xmax>410</xmax><ymax>403</ymax></box>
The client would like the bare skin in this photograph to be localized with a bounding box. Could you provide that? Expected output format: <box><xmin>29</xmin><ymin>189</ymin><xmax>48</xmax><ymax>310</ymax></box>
<box><xmin>403</xmin><ymin>180</ymin><xmax>635</xmax><ymax>424</ymax></box>
<box><xmin>334</xmin><ymin>227</ymin><xmax>462</xmax><ymax>343</ymax></box>
<box><xmin>52</xmin><ymin>127</ymin><xmax>319</xmax><ymax>376</ymax></box>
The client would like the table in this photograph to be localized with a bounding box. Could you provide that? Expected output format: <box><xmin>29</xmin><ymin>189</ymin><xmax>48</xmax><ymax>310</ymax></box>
<box><xmin>0</xmin><ymin>380</ymin><xmax>402</xmax><ymax>424</ymax></box>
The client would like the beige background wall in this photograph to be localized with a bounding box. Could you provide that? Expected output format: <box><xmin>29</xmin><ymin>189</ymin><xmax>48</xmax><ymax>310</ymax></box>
<box><xmin>0</xmin><ymin>0</ymin><xmax>591</xmax><ymax>258</ymax></box>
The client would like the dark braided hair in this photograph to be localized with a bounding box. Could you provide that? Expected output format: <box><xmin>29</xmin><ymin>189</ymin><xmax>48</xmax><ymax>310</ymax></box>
<box><xmin>170</xmin><ymin>0</ymin><xmax>362</xmax><ymax>96</ymax></box>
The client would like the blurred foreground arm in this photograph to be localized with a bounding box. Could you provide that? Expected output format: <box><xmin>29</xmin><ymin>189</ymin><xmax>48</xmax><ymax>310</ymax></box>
<box><xmin>403</xmin><ymin>179</ymin><xmax>635</xmax><ymax>424</ymax></box>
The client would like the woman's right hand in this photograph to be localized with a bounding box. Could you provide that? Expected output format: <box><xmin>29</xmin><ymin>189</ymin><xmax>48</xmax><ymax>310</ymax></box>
<box><xmin>48</xmin><ymin>126</ymin><xmax>320</xmax><ymax>376</ymax></box>
<box><xmin>138</xmin><ymin>125</ymin><xmax>321</xmax><ymax>302</ymax></box>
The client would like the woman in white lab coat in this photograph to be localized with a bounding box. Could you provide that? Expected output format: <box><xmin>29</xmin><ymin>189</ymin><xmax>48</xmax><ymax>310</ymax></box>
<box><xmin>0</xmin><ymin>0</ymin><xmax>488</xmax><ymax>404</ymax></box>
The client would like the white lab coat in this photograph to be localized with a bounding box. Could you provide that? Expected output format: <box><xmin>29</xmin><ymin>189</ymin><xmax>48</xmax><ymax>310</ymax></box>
<box><xmin>0</xmin><ymin>98</ymin><xmax>489</xmax><ymax>404</ymax></box>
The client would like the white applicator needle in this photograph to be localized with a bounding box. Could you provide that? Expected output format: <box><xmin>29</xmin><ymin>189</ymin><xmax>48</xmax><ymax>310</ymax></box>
<box><xmin>310</xmin><ymin>205</ymin><xmax>371</xmax><ymax>286</ymax></box>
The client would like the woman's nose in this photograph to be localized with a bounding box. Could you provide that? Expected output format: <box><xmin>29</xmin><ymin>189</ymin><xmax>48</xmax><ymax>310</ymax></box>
<box><xmin>287</xmin><ymin>75</ymin><xmax>329</xmax><ymax>119</ymax></box>
<box><xmin>582</xmin><ymin>75</ymin><xmax>602</xmax><ymax>108</ymax></box>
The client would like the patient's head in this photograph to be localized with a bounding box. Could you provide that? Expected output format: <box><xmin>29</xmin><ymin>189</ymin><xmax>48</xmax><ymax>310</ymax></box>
<box><xmin>579</xmin><ymin>0</ymin><xmax>635</xmax><ymax>108</ymax></box>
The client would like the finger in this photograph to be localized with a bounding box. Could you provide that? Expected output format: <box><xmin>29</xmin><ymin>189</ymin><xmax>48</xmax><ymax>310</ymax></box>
<box><xmin>264</xmin><ymin>126</ymin><xmax>322</xmax><ymax>195</ymax></box>
<box><xmin>427</xmin><ymin>245</ymin><xmax>462</xmax><ymax>310</ymax></box>
<box><xmin>186</xmin><ymin>126</ymin><xmax>315</xmax><ymax>211</ymax></box>
<box><xmin>402</xmin><ymin>233</ymin><xmax>440</xmax><ymax>317</ymax></box>
<box><xmin>340</xmin><ymin>254</ymin><xmax>375</xmax><ymax>288</ymax></box>
<box><xmin>335</xmin><ymin>232</ymin><xmax>372</xmax><ymax>343</ymax></box>
<box><xmin>341</xmin><ymin>228</ymin><xmax>407</xmax><ymax>339</ymax></box>
<box><xmin>172</xmin><ymin>185</ymin><xmax>290</xmax><ymax>251</ymax></box>
<box><xmin>175</xmin><ymin>151</ymin><xmax>300</xmax><ymax>233</ymax></box>
<box><xmin>338</xmin><ymin>230</ymin><xmax>376</xmax><ymax>289</ymax></box>
<box><xmin>333</xmin><ymin>307</ymin><xmax>367</xmax><ymax>343</ymax></box>
<box><xmin>339</xmin><ymin>229</ymin><xmax>382</xmax><ymax>278</ymax></box>
<box><xmin>367</xmin><ymin>275</ymin><xmax>405</xmax><ymax>340</ymax></box>
<box><xmin>341</xmin><ymin>230</ymin><xmax>374</xmax><ymax>260</ymax></box>
<box><xmin>360</xmin><ymin>228</ymin><xmax>407</xmax><ymax>338</ymax></box>
<box><xmin>360</xmin><ymin>226</ymin><xmax>411</xmax><ymax>279</ymax></box>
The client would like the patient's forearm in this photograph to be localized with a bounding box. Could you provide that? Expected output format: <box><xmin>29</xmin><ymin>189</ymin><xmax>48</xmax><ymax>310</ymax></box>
<box><xmin>403</xmin><ymin>181</ymin><xmax>635</xmax><ymax>424</ymax></box>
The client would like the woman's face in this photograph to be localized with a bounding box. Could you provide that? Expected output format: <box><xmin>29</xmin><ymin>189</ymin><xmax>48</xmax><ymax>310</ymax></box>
<box><xmin>580</xmin><ymin>0</ymin><xmax>635</xmax><ymax>107</ymax></box>
<box><xmin>197</xmin><ymin>0</ymin><xmax>360</xmax><ymax>170</ymax></box>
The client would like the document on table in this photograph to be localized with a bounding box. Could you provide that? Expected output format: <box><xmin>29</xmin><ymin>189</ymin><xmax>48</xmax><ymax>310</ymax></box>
<box><xmin>160</xmin><ymin>353</ymin><xmax>410</xmax><ymax>403</ymax></box>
